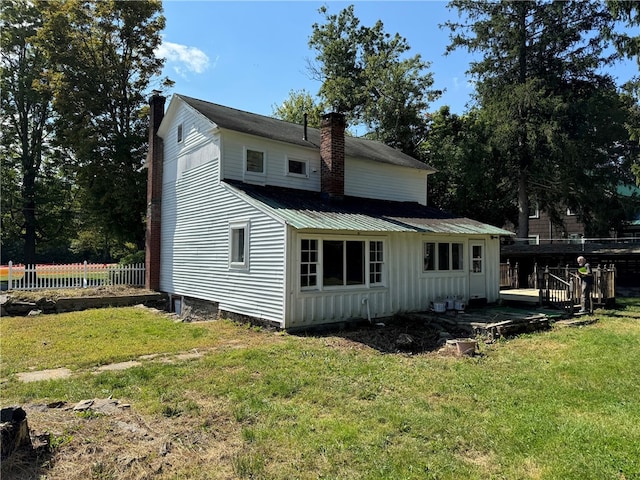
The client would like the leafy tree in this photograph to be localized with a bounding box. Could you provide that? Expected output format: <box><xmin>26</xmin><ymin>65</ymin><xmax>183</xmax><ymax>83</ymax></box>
<box><xmin>445</xmin><ymin>0</ymin><xmax>629</xmax><ymax>238</ymax></box>
<box><xmin>424</xmin><ymin>107</ymin><xmax>517</xmax><ymax>227</ymax></box>
<box><xmin>308</xmin><ymin>5</ymin><xmax>440</xmax><ymax>157</ymax></box>
<box><xmin>272</xmin><ymin>89</ymin><xmax>325</xmax><ymax>128</ymax></box>
<box><xmin>0</xmin><ymin>0</ymin><xmax>75</xmax><ymax>265</ymax></box>
<box><xmin>35</xmin><ymin>0</ymin><xmax>167</xmax><ymax>254</ymax></box>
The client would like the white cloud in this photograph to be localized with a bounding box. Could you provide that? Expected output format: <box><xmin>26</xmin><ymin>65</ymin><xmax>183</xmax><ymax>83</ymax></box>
<box><xmin>155</xmin><ymin>41</ymin><xmax>210</xmax><ymax>75</ymax></box>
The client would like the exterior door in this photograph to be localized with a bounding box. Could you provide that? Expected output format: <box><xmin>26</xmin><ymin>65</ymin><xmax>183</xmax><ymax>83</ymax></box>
<box><xmin>469</xmin><ymin>240</ymin><xmax>486</xmax><ymax>300</ymax></box>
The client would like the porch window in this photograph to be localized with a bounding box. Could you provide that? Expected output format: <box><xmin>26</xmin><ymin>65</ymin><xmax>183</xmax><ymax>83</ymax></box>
<box><xmin>424</xmin><ymin>241</ymin><xmax>464</xmax><ymax>271</ymax></box>
<box><xmin>369</xmin><ymin>241</ymin><xmax>384</xmax><ymax>285</ymax></box>
<box><xmin>229</xmin><ymin>221</ymin><xmax>249</xmax><ymax>269</ymax></box>
<box><xmin>324</xmin><ymin>240</ymin><xmax>365</xmax><ymax>286</ymax></box>
<box><xmin>424</xmin><ymin>242</ymin><xmax>435</xmax><ymax>271</ymax></box>
<box><xmin>301</xmin><ymin>239</ymin><xmax>318</xmax><ymax>288</ymax></box>
<box><xmin>301</xmin><ymin>238</ymin><xmax>382</xmax><ymax>289</ymax></box>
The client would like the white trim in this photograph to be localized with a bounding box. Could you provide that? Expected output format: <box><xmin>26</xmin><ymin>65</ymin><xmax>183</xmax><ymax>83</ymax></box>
<box><xmin>244</xmin><ymin>146</ymin><xmax>266</xmax><ymax>175</ymax></box>
<box><xmin>285</xmin><ymin>155</ymin><xmax>309</xmax><ymax>178</ymax></box>
<box><xmin>298</xmin><ymin>235</ymin><xmax>387</xmax><ymax>291</ymax></box>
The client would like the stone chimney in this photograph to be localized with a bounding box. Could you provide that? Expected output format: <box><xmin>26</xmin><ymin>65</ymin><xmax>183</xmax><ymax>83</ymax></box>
<box><xmin>145</xmin><ymin>93</ymin><xmax>165</xmax><ymax>291</ymax></box>
<box><xmin>320</xmin><ymin>112</ymin><xmax>346</xmax><ymax>201</ymax></box>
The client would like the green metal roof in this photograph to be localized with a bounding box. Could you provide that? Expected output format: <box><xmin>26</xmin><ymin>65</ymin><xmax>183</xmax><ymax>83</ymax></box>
<box><xmin>226</xmin><ymin>181</ymin><xmax>514</xmax><ymax>236</ymax></box>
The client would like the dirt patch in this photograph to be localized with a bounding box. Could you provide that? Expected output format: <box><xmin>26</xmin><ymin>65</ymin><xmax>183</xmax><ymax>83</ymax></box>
<box><xmin>1</xmin><ymin>399</ymin><xmax>243</xmax><ymax>480</ymax></box>
<box><xmin>308</xmin><ymin>314</ymin><xmax>473</xmax><ymax>355</ymax></box>
<box><xmin>4</xmin><ymin>285</ymin><xmax>152</xmax><ymax>303</ymax></box>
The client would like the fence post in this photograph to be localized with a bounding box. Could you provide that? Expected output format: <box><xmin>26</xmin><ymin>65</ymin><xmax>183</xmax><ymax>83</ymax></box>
<box><xmin>83</xmin><ymin>261</ymin><xmax>88</xmax><ymax>288</ymax></box>
<box><xmin>8</xmin><ymin>260</ymin><xmax>12</xmax><ymax>290</ymax></box>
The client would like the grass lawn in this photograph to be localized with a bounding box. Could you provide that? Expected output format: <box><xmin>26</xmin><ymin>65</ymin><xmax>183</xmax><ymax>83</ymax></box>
<box><xmin>1</xmin><ymin>300</ymin><xmax>640</xmax><ymax>479</ymax></box>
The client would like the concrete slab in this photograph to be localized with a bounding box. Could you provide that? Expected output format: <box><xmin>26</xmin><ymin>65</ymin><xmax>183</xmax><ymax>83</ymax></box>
<box><xmin>95</xmin><ymin>361</ymin><xmax>141</xmax><ymax>372</ymax></box>
<box><xmin>16</xmin><ymin>368</ymin><xmax>72</xmax><ymax>383</ymax></box>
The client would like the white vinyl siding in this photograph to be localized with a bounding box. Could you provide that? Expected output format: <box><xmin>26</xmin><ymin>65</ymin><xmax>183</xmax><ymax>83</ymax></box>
<box><xmin>222</xmin><ymin>131</ymin><xmax>321</xmax><ymax>191</ymax></box>
<box><xmin>287</xmin><ymin>232</ymin><xmax>502</xmax><ymax>328</ymax></box>
<box><xmin>346</xmin><ymin>157</ymin><xmax>428</xmax><ymax>205</ymax></box>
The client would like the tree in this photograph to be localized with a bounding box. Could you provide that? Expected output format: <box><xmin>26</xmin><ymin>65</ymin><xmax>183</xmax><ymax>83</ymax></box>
<box><xmin>445</xmin><ymin>0</ymin><xmax>629</xmax><ymax>238</ymax></box>
<box><xmin>35</xmin><ymin>0</ymin><xmax>167</xmax><ymax>255</ymax></box>
<box><xmin>424</xmin><ymin>107</ymin><xmax>517</xmax><ymax>227</ymax></box>
<box><xmin>272</xmin><ymin>89</ymin><xmax>325</xmax><ymax>128</ymax></box>
<box><xmin>606</xmin><ymin>1</ymin><xmax>640</xmax><ymax>184</ymax></box>
<box><xmin>308</xmin><ymin>5</ymin><xmax>440</xmax><ymax>157</ymax></box>
<box><xmin>0</xmin><ymin>0</ymin><xmax>72</xmax><ymax>265</ymax></box>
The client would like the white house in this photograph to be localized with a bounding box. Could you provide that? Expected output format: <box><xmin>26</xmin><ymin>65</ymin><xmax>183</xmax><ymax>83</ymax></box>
<box><xmin>145</xmin><ymin>93</ymin><xmax>512</xmax><ymax>329</ymax></box>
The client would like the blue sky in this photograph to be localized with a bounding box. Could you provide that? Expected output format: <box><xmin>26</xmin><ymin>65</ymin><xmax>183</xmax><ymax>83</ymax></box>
<box><xmin>157</xmin><ymin>1</ymin><xmax>638</xmax><ymax>117</ymax></box>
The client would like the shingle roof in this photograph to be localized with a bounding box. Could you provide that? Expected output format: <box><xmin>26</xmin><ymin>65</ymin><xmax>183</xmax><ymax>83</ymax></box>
<box><xmin>225</xmin><ymin>180</ymin><xmax>514</xmax><ymax>236</ymax></box>
<box><xmin>177</xmin><ymin>94</ymin><xmax>434</xmax><ymax>172</ymax></box>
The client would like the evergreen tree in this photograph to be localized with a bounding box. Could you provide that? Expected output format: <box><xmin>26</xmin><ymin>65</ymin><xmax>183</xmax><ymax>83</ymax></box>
<box><xmin>445</xmin><ymin>0</ymin><xmax>628</xmax><ymax>238</ymax></box>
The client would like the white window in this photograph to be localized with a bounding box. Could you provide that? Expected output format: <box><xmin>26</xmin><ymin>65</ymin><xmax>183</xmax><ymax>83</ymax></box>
<box><xmin>300</xmin><ymin>239</ymin><xmax>318</xmax><ymax>289</ymax></box>
<box><xmin>566</xmin><ymin>207</ymin><xmax>576</xmax><ymax>216</ymax></box>
<box><xmin>230</xmin><ymin>221</ymin><xmax>250</xmax><ymax>269</ymax></box>
<box><xmin>300</xmin><ymin>238</ymin><xmax>385</xmax><ymax>289</ymax></box>
<box><xmin>287</xmin><ymin>157</ymin><xmax>308</xmax><ymax>177</ymax></box>
<box><xmin>423</xmin><ymin>241</ymin><xmax>464</xmax><ymax>272</ymax></box>
<box><xmin>369</xmin><ymin>241</ymin><xmax>384</xmax><ymax>285</ymax></box>
<box><xmin>245</xmin><ymin>148</ymin><xmax>265</xmax><ymax>174</ymax></box>
<box><xmin>528</xmin><ymin>235</ymin><xmax>540</xmax><ymax>245</ymax></box>
<box><xmin>177</xmin><ymin>123</ymin><xmax>183</xmax><ymax>143</ymax></box>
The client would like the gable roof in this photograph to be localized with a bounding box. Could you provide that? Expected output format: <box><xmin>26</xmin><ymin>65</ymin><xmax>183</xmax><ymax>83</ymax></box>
<box><xmin>225</xmin><ymin>180</ymin><xmax>513</xmax><ymax>236</ymax></box>
<box><xmin>177</xmin><ymin>94</ymin><xmax>435</xmax><ymax>172</ymax></box>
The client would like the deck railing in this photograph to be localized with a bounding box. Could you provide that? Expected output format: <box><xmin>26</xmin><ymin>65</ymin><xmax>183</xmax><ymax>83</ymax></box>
<box><xmin>529</xmin><ymin>263</ymin><xmax>616</xmax><ymax>310</ymax></box>
<box><xmin>2</xmin><ymin>261</ymin><xmax>145</xmax><ymax>291</ymax></box>
<box><xmin>499</xmin><ymin>260</ymin><xmax>519</xmax><ymax>288</ymax></box>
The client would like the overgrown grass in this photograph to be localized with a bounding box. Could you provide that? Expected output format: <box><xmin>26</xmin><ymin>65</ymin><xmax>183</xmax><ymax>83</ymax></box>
<box><xmin>2</xmin><ymin>302</ymin><xmax>640</xmax><ymax>479</ymax></box>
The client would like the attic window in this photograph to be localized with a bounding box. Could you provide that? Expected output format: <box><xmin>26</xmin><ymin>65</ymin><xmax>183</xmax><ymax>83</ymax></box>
<box><xmin>246</xmin><ymin>148</ymin><xmax>265</xmax><ymax>174</ymax></box>
<box><xmin>177</xmin><ymin>123</ymin><xmax>183</xmax><ymax>143</ymax></box>
<box><xmin>287</xmin><ymin>158</ymin><xmax>308</xmax><ymax>177</ymax></box>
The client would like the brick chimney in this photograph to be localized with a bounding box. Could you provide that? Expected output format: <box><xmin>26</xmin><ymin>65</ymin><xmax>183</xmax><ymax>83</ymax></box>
<box><xmin>145</xmin><ymin>93</ymin><xmax>165</xmax><ymax>291</ymax></box>
<box><xmin>320</xmin><ymin>112</ymin><xmax>346</xmax><ymax>200</ymax></box>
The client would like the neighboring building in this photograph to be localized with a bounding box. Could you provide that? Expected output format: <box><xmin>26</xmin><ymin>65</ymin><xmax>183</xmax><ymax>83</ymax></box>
<box><xmin>526</xmin><ymin>205</ymin><xmax>585</xmax><ymax>245</ymax></box>
<box><xmin>145</xmin><ymin>94</ymin><xmax>512</xmax><ymax>329</ymax></box>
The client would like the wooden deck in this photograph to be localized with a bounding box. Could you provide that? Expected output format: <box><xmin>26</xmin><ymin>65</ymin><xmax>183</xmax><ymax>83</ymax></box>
<box><xmin>499</xmin><ymin>288</ymin><xmax>541</xmax><ymax>304</ymax></box>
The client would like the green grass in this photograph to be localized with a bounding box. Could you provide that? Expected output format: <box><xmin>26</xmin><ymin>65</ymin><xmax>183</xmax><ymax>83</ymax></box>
<box><xmin>2</xmin><ymin>302</ymin><xmax>640</xmax><ymax>479</ymax></box>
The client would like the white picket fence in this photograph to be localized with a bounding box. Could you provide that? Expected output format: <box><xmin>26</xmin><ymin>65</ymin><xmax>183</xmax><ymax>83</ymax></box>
<box><xmin>2</xmin><ymin>261</ymin><xmax>145</xmax><ymax>291</ymax></box>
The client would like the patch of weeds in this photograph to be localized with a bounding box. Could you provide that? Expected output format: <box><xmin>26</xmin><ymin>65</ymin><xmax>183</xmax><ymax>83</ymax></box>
<box><xmin>75</xmin><ymin>410</ymin><xmax>106</xmax><ymax>420</ymax></box>
<box><xmin>91</xmin><ymin>461</ymin><xmax>116</xmax><ymax>480</ymax></box>
<box><xmin>232</xmin><ymin>450</ymin><xmax>266</xmax><ymax>479</ymax></box>
<box><xmin>48</xmin><ymin>431</ymin><xmax>73</xmax><ymax>449</ymax></box>
<box><xmin>241</xmin><ymin>427</ymin><xmax>257</xmax><ymax>443</ymax></box>
<box><xmin>161</xmin><ymin>404</ymin><xmax>182</xmax><ymax>418</ymax></box>
<box><xmin>183</xmin><ymin>399</ymin><xmax>201</xmax><ymax>415</ymax></box>
<box><xmin>232</xmin><ymin>404</ymin><xmax>256</xmax><ymax>423</ymax></box>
